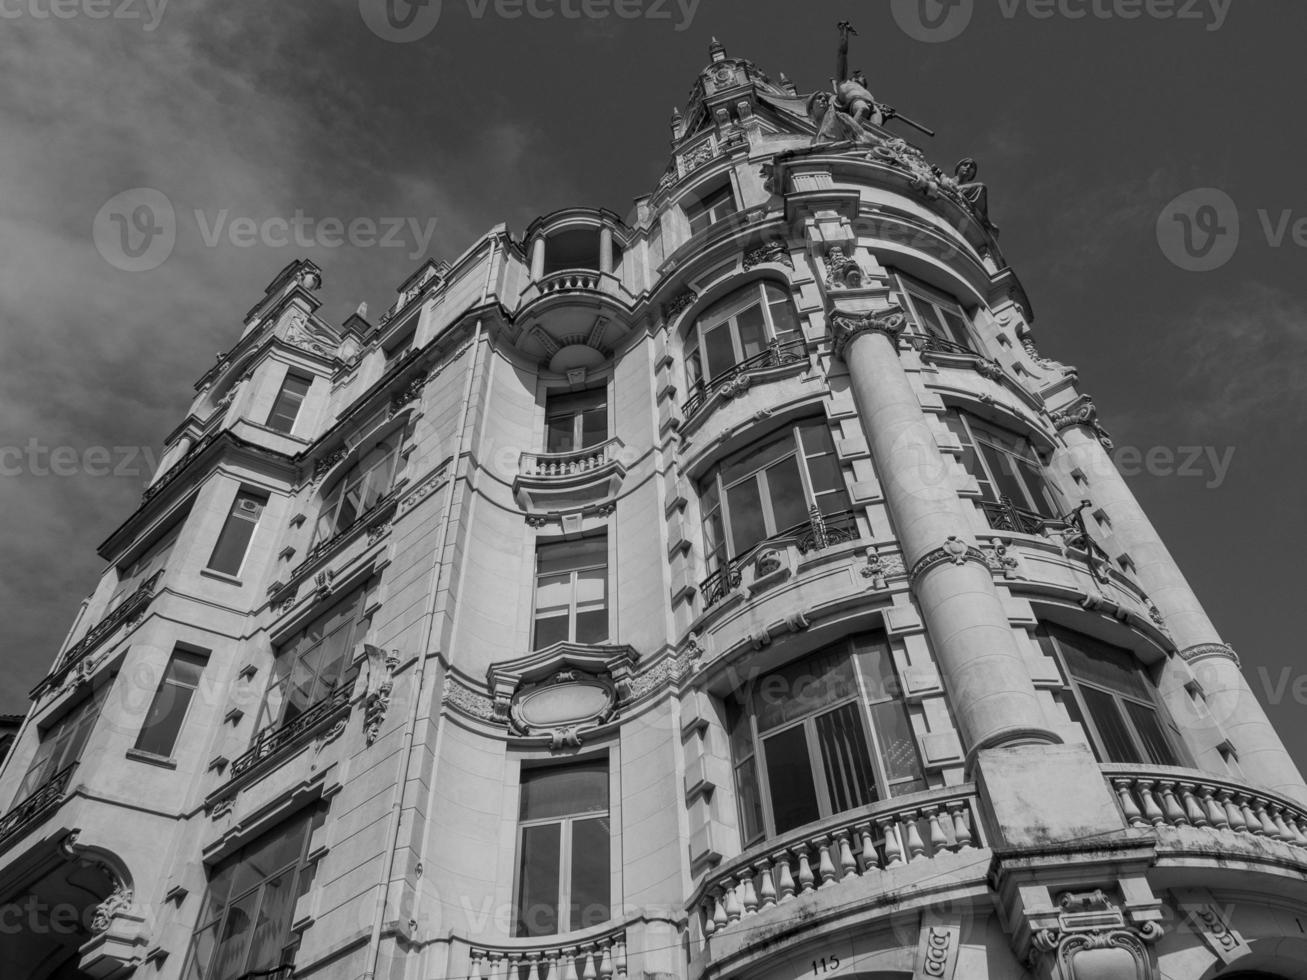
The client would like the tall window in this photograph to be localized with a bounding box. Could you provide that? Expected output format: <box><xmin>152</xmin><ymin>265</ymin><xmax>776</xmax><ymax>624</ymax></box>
<box><xmin>134</xmin><ymin>648</ymin><xmax>208</xmax><ymax>758</ymax></box>
<box><xmin>728</xmin><ymin>634</ymin><xmax>924</xmax><ymax>844</ymax></box>
<box><xmin>208</xmin><ymin>490</ymin><xmax>267</xmax><ymax>577</ymax></box>
<box><xmin>256</xmin><ymin>584</ymin><xmax>372</xmax><ymax>734</ymax></box>
<box><xmin>894</xmin><ymin>273</ymin><xmax>974</xmax><ymax>350</ymax></box>
<box><xmin>686</xmin><ymin>183</ymin><xmax>738</xmax><ymax>237</ymax></box>
<box><xmin>545</xmin><ymin>388</ymin><xmax>608</xmax><ymax>455</ymax></box>
<box><xmin>1039</xmin><ymin>624</ymin><xmax>1184</xmax><ymax>767</ymax></box>
<box><xmin>685</xmin><ymin>282</ymin><xmax>801</xmax><ymax>392</ymax></box>
<box><xmin>183</xmin><ymin>804</ymin><xmax>326</xmax><ymax>980</ymax></box>
<box><xmin>265</xmin><ymin>373</ymin><xmax>311</xmax><ymax>435</ymax></box>
<box><xmin>700</xmin><ymin>420</ymin><xmax>850</xmax><ymax>571</ymax></box>
<box><xmin>15</xmin><ymin>688</ymin><xmax>107</xmax><ymax>799</ymax></box>
<box><xmin>109</xmin><ymin>522</ymin><xmax>181</xmax><ymax>610</ymax></box>
<box><xmin>533</xmin><ymin>537</ymin><xmax>608</xmax><ymax>649</ymax></box>
<box><xmin>514</xmin><ymin>759</ymin><xmax>611</xmax><ymax>937</ymax></box>
<box><xmin>313</xmin><ymin>441</ymin><xmax>400</xmax><ymax>545</ymax></box>
<box><xmin>946</xmin><ymin>409</ymin><xmax>1062</xmax><ymax>524</ymax></box>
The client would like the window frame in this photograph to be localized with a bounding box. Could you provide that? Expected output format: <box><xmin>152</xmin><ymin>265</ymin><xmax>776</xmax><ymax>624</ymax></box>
<box><xmin>531</xmin><ymin>536</ymin><xmax>610</xmax><ymax>650</ymax></box>
<box><xmin>699</xmin><ymin>419</ymin><xmax>852</xmax><ymax>573</ymax></box>
<box><xmin>110</xmin><ymin>521</ymin><xmax>181</xmax><ymax>610</ymax></box>
<box><xmin>947</xmin><ymin>409</ymin><xmax>1063</xmax><ymax>521</ymax></box>
<box><xmin>265</xmin><ymin>372</ymin><xmax>312</xmax><ymax>435</ymax></box>
<box><xmin>312</xmin><ymin>440</ymin><xmax>401</xmax><ymax>547</ymax></box>
<box><xmin>207</xmin><ymin>489</ymin><xmax>268</xmax><ymax>578</ymax></box>
<box><xmin>685</xmin><ymin>182</ymin><xmax>739</xmax><ymax>238</ymax></box>
<box><xmin>1040</xmin><ymin>624</ymin><xmax>1188</xmax><ymax>767</ymax></box>
<box><xmin>727</xmin><ymin>633</ymin><xmax>926</xmax><ymax>846</ymax></box>
<box><xmin>684</xmin><ymin>281</ymin><xmax>802</xmax><ymax>392</ymax></box>
<box><xmin>543</xmin><ymin>387</ymin><xmax>609</xmax><ymax>455</ymax></box>
<box><xmin>892</xmin><ymin>272</ymin><xmax>977</xmax><ymax>350</ymax></box>
<box><xmin>133</xmin><ymin>647</ymin><xmax>208</xmax><ymax>759</ymax></box>
<box><xmin>15</xmin><ymin>686</ymin><xmax>108</xmax><ymax>800</ymax></box>
<box><xmin>512</xmin><ymin>757</ymin><xmax>613</xmax><ymax>938</ymax></box>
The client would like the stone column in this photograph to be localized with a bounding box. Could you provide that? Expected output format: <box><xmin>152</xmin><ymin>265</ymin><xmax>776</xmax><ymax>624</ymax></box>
<box><xmin>530</xmin><ymin>236</ymin><xmax>546</xmax><ymax>281</ymax></box>
<box><xmin>1054</xmin><ymin>408</ymin><xmax>1307</xmax><ymax>803</ymax></box>
<box><xmin>599</xmin><ymin>226</ymin><xmax>614</xmax><ymax>275</ymax></box>
<box><xmin>833</xmin><ymin>305</ymin><xmax>1060</xmax><ymax>762</ymax></box>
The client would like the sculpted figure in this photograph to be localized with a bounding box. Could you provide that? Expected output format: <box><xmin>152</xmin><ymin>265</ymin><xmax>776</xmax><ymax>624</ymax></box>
<box><xmin>950</xmin><ymin>157</ymin><xmax>997</xmax><ymax>231</ymax></box>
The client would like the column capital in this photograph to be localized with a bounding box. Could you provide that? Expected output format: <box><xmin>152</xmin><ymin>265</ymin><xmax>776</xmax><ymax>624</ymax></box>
<box><xmin>831</xmin><ymin>305</ymin><xmax>908</xmax><ymax>360</ymax></box>
<box><xmin>1049</xmin><ymin>398</ymin><xmax>1113</xmax><ymax>450</ymax></box>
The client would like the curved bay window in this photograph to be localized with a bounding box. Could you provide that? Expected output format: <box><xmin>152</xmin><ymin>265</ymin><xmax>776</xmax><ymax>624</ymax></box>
<box><xmin>700</xmin><ymin>419</ymin><xmax>851</xmax><ymax>576</ymax></box>
<box><xmin>946</xmin><ymin>408</ymin><xmax>1063</xmax><ymax>534</ymax></box>
<box><xmin>255</xmin><ymin>583</ymin><xmax>374</xmax><ymax>736</ymax></box>
<box><xmin>312</xmin><ymin>440</ymin><xmax>401</xmax><ymax>546</ymax></box>
<box><xmin>728</xmin><ymin>633</ymin><xmax>925</xmax><ymax>845</ymax></box>
<box><xmin>893</xmin><ymin>272</ymin><xmax>975</xmax><ymax>353</ymax></box>
<box><xmin>182</xmin><ymin>803</ymin><xmax>326</xmax><ymax>980</ymax></box>
<box><xmin>684</xmin><ymin>281</ymin><xmax>802</xmax><ymax>404</ymax></box>
<box><xmin>1039</xmin><ymin>624</ymin><xmax>1185</xmax><ymax>766</ymax></box>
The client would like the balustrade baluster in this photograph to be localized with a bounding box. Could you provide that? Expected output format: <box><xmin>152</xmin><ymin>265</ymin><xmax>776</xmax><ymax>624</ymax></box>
<box><xmin>1138</xmin><ymin>781</ymin><xmax>1165</xmax><ymax>827</ymax></box>
<box><xmin>776</xmin><ymin>851</ymin><xmax>797</xmax><ymax>901</ymax></box>
<box><xmin>948</xmin><ymin>803</ymin><xmax>976</xmax><ymax>850</ymax></box>
<box><xmin>598</xmin><ymin>943</ymin><xmax>613</xmax><ymax>980</ymax></box>
<box><xmin>835</xmin><ymin>831</ymin><xmax>858</xmax><ymax>878</ymax></box>
<box><xmin>1255</xmin><ymin>802</ymin><xmax>1286</xmax><ymax>841</ymax></box>
<box><xmin>614</xmin><ymin>939</ymin><xmax>627</xmax><ymax>980</ymax></box>
<box><xmin>879</xmin><ymin>817</ymin><xmax>905</xmax><ymax>867</ymax></box>
<box><xmin>1158</xmin><ymin>783</ymin><xmax>1187</xmax><ymax>826</ymax></box>
<box><xmin>712</xmin><ymin>886</ymin><xmax>729</xmax><ymax>932</ymax></box>
<box><xmin>723</xmin><ymin>879</ymin><xmax>742</xmax><ymax>923</ymax></box>
<box><xmin>924</xmin><ymin>807</ymin><xmax>949</xmax><ymax>853</ymax></box>
<box><xmin>547</xmin><ymin>949</ymin><xmax>562</xmax><ymax>980</ymax></box>
<box><xmin>738</xmin><ymin>870</ymin><xmax>759</xmax><ymax>914</ymax></box>
<box><xmin>1178</xmin><ymin>784</ymin><xmax>1207</xmax><ymax>826</ymax></box>
<box><xmin>756</xmin><ymin>859</ymin><xmax>777</xmax><ymax>909</ymax></box>
<box><xmin>1219</xmin><ymin>791</ymin><xmax>1246</xmax><ymax>831</ymax></box>
<box><xmin>562</xmin><ymin>949</ymin><xmax>579</xmax><ymax>980</ymax></box>
<box><xmin>857</xmin><ymin>823</ymin><xmax>879</xmax><ymax>870</ymax></box>
<box><xmin>1201</xmin><ymin>787</ymin><xmax>1229</xmax><ymax>828</ymax></box>
<box><xmin>1291</xmin><ymin>816</ymin><xmax>1307</xmax><ymax>845</ymax></box>
<box><xmin>582</xmin><ymin>946</ymin><xmax>597</xmax><ymax>980</ymax></box>
<box><xmin>1114</xmin><ymin>779</ymin><xmax>1145</xmax><ymax>827</ymax></box>
<box><xmin>470</xmin><ymin>954</ymin><xmax>486</xmax><ymax>980</ymax></box>
<box><xmin>903</xmin><ymin>812</ymin><xmax>927</xmax><ymax>860</ymax></box>
<box><xmin>796</xmin><ymin>845</ymin><xmax>816</xmax><ymax>893</ymax></box>
<box><xmin>1238</xmin><ymin>795</ymin><xmax>1264</xmax><ymax>834</ymax></box>
<box><xmin>816</xmin><ymin>836</ymin><xmax>838</xmax><ymax>886</ymax></box>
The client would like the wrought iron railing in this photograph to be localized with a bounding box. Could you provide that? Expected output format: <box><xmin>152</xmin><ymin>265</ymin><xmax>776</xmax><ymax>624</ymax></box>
<box><xmin>231</xmin><ymin>682</ymin><xmax>353</xmax><ymax>779</ymax></box>
<box><xmin>681</xmin><ymin>339</ymin><xmax>807</xmax><ymax>420</ymax></box>
<box><xmin>0</xmin><ymin>763</ymin><xmax>77</xmax><ymax>855</ymax></box>
<box><xmin>904</xmin><ymin>332</ymin><xmax>975</xmax><ymax>358</ymax></box>
<box><xmin>47</xmin><ymin>571</ymin><xmax>163</xmax><ymax>686</ymax></box>
<box><xmin>978</xmin><ymin>497</ymin><xmax>1057</xmax><ymax>536</ymax></box>
<box><xmin>701</xmin><ymin>508</ymin><xmax>863</xmax><ymax>610</ymax></box>
<box><xmin>520</xmin><ymin>437</ymin><xmax>624</xmax><ymax>480</ymax></box>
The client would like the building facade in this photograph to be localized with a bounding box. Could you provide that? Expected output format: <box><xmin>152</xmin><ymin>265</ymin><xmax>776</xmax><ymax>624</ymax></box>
<box><xmin>3</xmin><ymin>35</ymin><xmax>1307</xmax><ymax>980</ymax></box>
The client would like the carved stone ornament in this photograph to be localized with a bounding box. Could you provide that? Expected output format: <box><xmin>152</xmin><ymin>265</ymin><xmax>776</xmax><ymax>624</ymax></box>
<box><xmin>389</xmin><ymin>372</ymin><xmax>428</xmax><ymax>418</ymax></box>
<box><xmin>283</xmin><ymin>309</ymin><xmax>337</xmax><ymax>357</ymax></box>
<box><xmin>1050</xmin><ymin>400</ymin><xmax>1114</xmax><ymax>451</ymax></box>
<box><xmin>909</xmin><ymin>536</ymin><xmax>989</xmax><ymax>584</ymax></box>
<box><xmin>823</xmin><ymin>246</ymin><xmax>865</xmax><ymax>291</ymax></box>
<box><xmin>662</xmin><ymin>290</ymin><xmax>697</xmax><ymax>323</ymax></box>
<box><xmin>1028</xmin><ymin>890</ymin><xmax>1162</xmax><ymax>980</ymax></box>
<box><xmin>91</xmin><ymin>879</ymin><xmax>136</xmax><ymax>934</ymax></box>
<box><xmin>1179</xmin><ymin>642</ymin><xmax>1240</xmax><ymax>666</ymax></box>
<box><xmin>362</xmin><ymin>645</ymin><xmax>400</xmax><ymax>746</ymax></box>
<box><xmin>860</xmin><ymin>547</ymin><xmax>906</xmax><ymax>590</ymax></box>
<box><xmin>487</xmin><ymin>643</ymin><xmax>639</xmax><ymax>746</ymax></box>
<box><xmin>742</xmin><ymin>239</ymin><xmax>793</xmax><ymax>270</ymax></box>
<box><xmin>869</xmin><ymin>138</ymin><xmax>945</xmax><ymax>200</ymax></box>
<box><xmin>984</xmin><ymin>538</ymin><xmax>1021</xmax><ymax>579</ymax></box>
<box><xmin>830</xmin><ymin>307</ymin><xmax>909</xmax><ymax>360</ymax></box>
<box><xmin>921</xmin><ymin>926</ymin><xmax>952</xmax><ymax>978</ymax></box>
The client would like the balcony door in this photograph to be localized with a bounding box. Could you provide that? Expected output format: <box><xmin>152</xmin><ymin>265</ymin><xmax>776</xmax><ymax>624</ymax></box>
<box><xmin>545</xmin><ymin>388</ymin><xmax>608</xmax><ymax>455</ymax></box>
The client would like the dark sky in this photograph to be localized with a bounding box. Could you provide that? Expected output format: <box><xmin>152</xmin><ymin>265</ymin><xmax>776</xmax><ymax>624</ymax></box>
<box><xmin>2</xmin><ymin>1</ymin><xmax>1305</xmax><ymax>763</ymax></box>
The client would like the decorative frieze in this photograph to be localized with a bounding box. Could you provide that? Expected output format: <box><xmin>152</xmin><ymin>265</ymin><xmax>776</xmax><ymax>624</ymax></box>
<box><xmin>1179</xmin><ymin>642</ymin><xmax>1240</xmax><ymax>666</ymax></box>
<box><xmin>742</xmin><ymin>239</ymin><xmax>793</xmax><ymax>270</ymax></box>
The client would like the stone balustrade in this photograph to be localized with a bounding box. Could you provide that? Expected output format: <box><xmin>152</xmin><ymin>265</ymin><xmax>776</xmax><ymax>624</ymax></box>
<box><xmin>1106</xmin><ymin>766</ymin><xmax>1307</xmax><ymax>847</ymax></box>
<box><xmin>520</xmin><ymin>438</ymin><xmax>624</xmax><ymax>480</ymax></box>
<box><xmin>694</xmin><ymin>788</ymin><xmax>982</xmax><ymax>937</ymax></box>
<box><xmin>539</xmin><ymin>271</ymin><xmax>601</xmax><ymax>294</ymax></box>
<box><xmin>469</xmin><ymin>927</ymin><xmax>627</xmax><ymax>980</ymax></box>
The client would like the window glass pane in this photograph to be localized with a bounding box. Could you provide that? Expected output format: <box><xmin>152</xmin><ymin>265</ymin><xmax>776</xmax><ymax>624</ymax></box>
<box><xmin>737</xmin><ymin>304</ymin><xmax>767</xmax><ymax>361</ymax></box>
<box><xmin>1054</xmin><ymin>627</ymin><xmax>1151</xmax><ymax>699</ymax></box>
<box><xmin>208</xmin><ymin>494</ymin><xmax>263</xmax><ymax>576</ymax></box>
<box><xmin>767</xmin><ymin>289</ymin><xmax>801</xmax><ymax>338</ymax></box>
<box><xmin>266</xmin><ymin>375</ymin><xmax>310</xmax><ymax>434</ymax></box>
<box><xmin>815</xmin><ymin>702</ymin><xmax>877</xmax><ymax>814</ymax></box>
<box><xmin>538</xmin><ymin>539</ymin><xmax>606</xmax><ymax>576</ymax></box>
<box><xmin>703</xmin><ymin>322</ymin><xmax>736</xmax><ymax>380</ymax></box>
<box><xmin>1016</xmin><ymin>457</ymin><xmax>1058</xmax><ymax>517</ymax></box>
<box><xmin>1125</xmin><ymin>701</ymin><xmax>1180</xmax><ymax>766</ymax></box>
<box><xmin>247</xmin><ymin>871</ymin><xmax>298</xmax><ymax>972</ymax></box>
<box><xmin>212</xmin><ymin>890</ymin><xmax>259</xmax><ymax>980</ymax></box>
<box><xmin>722</xmin><ymin>431</ymin><xmax>793</xmax><ymax>486</ymax></box>
<box><xmin>546</xmin><ymin>416</ymin><xmax>575</xmax><ymax>454</ymax></box>
<box><xmin>168</xmin><ymin>650</ymin><xmax>207</xmax><ymax>687</ymax></box>
<box><xmin>725</xmin><ymin>479</ymin><xmax>767</xmax><ymax>557</ymax></box>
<box><xmin>735</xmin><ymin>757</ymin><xmax>765</xmax><ymax>845</ymax></box>
<box><xmin>764</xmin><ymin>456</ymin><xmax>808</xmax><ymax>534</ymax></box>
<box><xmin>580</xmin><ymin>406</ymin><xmax>608</xmax><ymax>448</ymax></box>
<box><xmin>940</xmin><ymin>309</ymin><xmax>972</xmax><ymax>347</ymax></box>
<box><xmin>533</xmin><ymin>614</ymin><xmax>570</xmax><ymax>650</ymax></box>
<box><xmin>575</xmin><ymin>609</ymin><xmax>609</xmax><ymax>645</ymax></box>
<box><xmin>980</xmin><ymin>443</ymin><xmax>1030</xmax><ymax>506</ymax></box>
<box><xmin>135</xmin><ymin>682</ymin><xmax>195</xmax><ymax>757</ymax></box>
<box><xmin>569</xmin><ymin>816</ymin><xmax>611</xmax><ymax>930</ymax></box>
<box><xmin>1081</xmin><ymin>687</ymin><xmax>1142</xmax><ymax>764</ymax></box>
<box><xmin>575</xmin><ymin>568</ymin><xmax>606</xmax><ymax>604</ymax></box>
<box><xmin>763</xmin><ymin>725</ymin><xmax>821</xmax><ymax>833</ymax></box>
<box><xmin>756</xmin><ymin>652</ymin><xmax>858</xmax><ymax>732</ymax></box>
<box><xmin>853</xmin><ymin>636</ymin><xmax>899</xmax><ymax>702</ymax></box>
<box><xmin>520</xmin><ymin>762</ymin><xmax>609</xmax><ymax>820</ymax></box>
<box><xmin>516</xmin><ymin>824</ymin><xmax>561</xmax><ymax>937</ymax></box>
<box><xmin>869</xmin><ymin>700</ymin><xmax>925</xmax><ymax>789</ymax></box>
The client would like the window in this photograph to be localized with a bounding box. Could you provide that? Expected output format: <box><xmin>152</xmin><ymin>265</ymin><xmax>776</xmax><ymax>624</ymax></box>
<box><xmin>514</xmin><ymin>759</ymin><xmax>611</xmax><ymax>937</ymax></box>
<box><xmin>545</xmin><ymin>388</ymin><xmax>608</xmax><ymax>455</ymax></box>
<box><xmin>894</xmin><ymin>274</ymin><xmax>974</xmax><ymax>350</ymax></box>
<box><xmin>265</xmin><ymin>373</ymin><xmax>311</xmax><ymax>435</ymax></box>
<box><xmin>533</xmin><ymin>538</ymin><xmax>608</xmax><ymax>649</ymax></box>
<box><xmin>946</xmin><ymin>409</ymin><xmax>1062</xmax><ymax>526</ymax></box>
<box><xmin>686</xmin><ymin>183</ymin><xmax>738</xmax><ymax>237</ymax></box>
<box><xmin>700</xmin><ymin>420</ymin><xmax>850</xmax><ymax>572</ymax></box>
<box><xmin>182</xmin><ymin>804</ymin><xmax>326</xmax><ymax>980</ymax></box>
<box><xmin>542</xmin><ymin>228</ymin><xmax>602</xmax><ymax>276</ymax></box>
<box><xmin>134</xmin><ymin>648</ymin><xmax>207</xmax><ymax>758</ymax></box>
<box><xmin>1039</xmin><ymin>624</ymin><xmax>1184</xmax><ymax>767</ymax></box>
<box><xmin>728</xmin><ymin>634</ymin><xmax>924</xmax><ymax>845</ymax></box>
<box><xmin>313</xmin><ymin>441</ymin><xmax>400</xmax><ymax>545</ymax></box>
<box><xmin>208</xmin><ymin>490</ymin><xmax>267</xmax><ymax>577</ymax></box>
<box><xmin>15</xmin><ymin>687</ymin><xmax>106</xmax><ymax>799</ymax></box>
<box><xmin>256</xmin><ymin>584</ymin><xmax>373</xmax><ymax>735</ymax></box>
<box><xmin>685</xmin><ymin>282</ymin><xmax>801</xmax><ymax>393</ymax></box>
<box><xmin>383</xmin><ymin>329</ymin><xmax>416</xmax><ymax>370</ymax></box>
<box><xmin>109</xmin><ymin>522</ymin><xmax>180</xmax><ymax>610</ymax></box>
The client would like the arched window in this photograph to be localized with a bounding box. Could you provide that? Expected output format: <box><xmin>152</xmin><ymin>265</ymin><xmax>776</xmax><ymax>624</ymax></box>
<box><xmin>728</xmin><ymin>633</ymin><xmax>925</xmax><ymax>845</ymax></box>
<box><xmin>699</xmin><ymin>419</ymin><xmax>850</xmax><ymax>574</ymax></box>
<box><xmin>684</xmin><ymin>281</ymin><xmax>802</xmax><ymax>394</ymax></box>
<box><xmin>313</xmin><ymin>440</ymin><xmax>400</xmax><ymax>545</ymax></box>
<box><xmin>892</xmin><ymin>272</ymin><xmax>975</xmax><ymax>351</ymax></box>
<box><xmin>946</xmin><ymin>408</ymin><xmax>1064</xmax><ymax>533</ymax></box>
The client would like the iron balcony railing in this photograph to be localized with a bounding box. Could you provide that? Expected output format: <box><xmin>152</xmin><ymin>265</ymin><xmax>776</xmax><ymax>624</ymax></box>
<box><xmin>681</xmin><ymin>339</ymin><xmax>807</xmax><ymax>420</ymax></box>
<box><xmin>904</xmin><ymin>332</ymin><xmax>975</xmax><ymax>358</ymax></box>
<box><xmin>701</xmin><ymin>509</ymin><xmax>861</xmax><ymax>610</ymax></box>
<box><xmin>978</xmin><ymin>497</ymin><xmax>1060</xmax><ymax>537</ymax></box>
<box><xmin>0</xmin><ymin>763</ymin><xmax>77</xmax><ymax>855</ymax></box>
<box><xmin>231</xmin><ymin>681</ymin><xmax>353</xmax><ymax>779</ymax></box>
<box><xmin>41</xmin><ymin>571</ymin><xmax>164</xmax><ymax>695</ymax></box>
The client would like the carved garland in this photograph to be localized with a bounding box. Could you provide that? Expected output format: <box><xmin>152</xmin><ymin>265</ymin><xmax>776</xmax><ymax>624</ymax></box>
<box><xmin>1179</xmin><ymin>642</ymin><xmax>1240</xmax><ymax>666</ymax></box>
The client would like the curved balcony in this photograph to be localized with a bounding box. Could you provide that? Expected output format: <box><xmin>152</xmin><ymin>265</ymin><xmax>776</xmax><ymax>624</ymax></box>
<box><xmin>517</xmin><ymin>270</ymin><xmax>635</xmax><ymax>321</ymax></box>
<box><xmin>469</xmin><ymin>923</ymin><xmax>629</xmax><ymax>980</ymax></box>
<box><xmin>1106</xmin><ymin>765</ymin><xmax>1307</xmax><ymax>851</ymax></box>
<box><xmin>681</xmin><ymin>339</ymin><xmax>809</xmax><ymax>427</ymax></box>
<box><xmin>691</xmin><ymin>785</ymin><xmax>983</xmax><ymax>939</ymax></box>
<box><xmin>515</xmin><ymin>437</ymin><xmax>628</xmax><ymax>513</ymax></box>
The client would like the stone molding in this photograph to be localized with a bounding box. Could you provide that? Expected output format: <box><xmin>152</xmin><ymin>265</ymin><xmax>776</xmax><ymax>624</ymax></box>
<box><xmin>908</xmin><ymin>536</ymin><xmax>990</xmax><ymax>584</ymax></box>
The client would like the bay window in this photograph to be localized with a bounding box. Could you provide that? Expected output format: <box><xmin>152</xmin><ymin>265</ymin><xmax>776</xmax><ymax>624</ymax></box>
<box><xmin>14</xmin><ymin>687</ymin><xmax>107</xmax><ymax>800</ymax></box>
<box><xmin>685</xmin><ymin>281</ymin><xmax>802</xmax><ymax>395</ymax></box>
<box><xmin>700</xmin><ymin>420</ymin><xmax>851</xmax><ymax>573</ymax></box>
<box><xmin>893</xmin><ymin>273</ymin><xmax>975</xmax><ymax>350</ymax></box>
<box><xmin>514</xmin><ymin>758</ymin><xmax>612</xmax><ymax>937</ymax></box>
<box><xmin>946</xmin><ymin>409</ymin><xmax>1062</xmax><ymax>531</ymax></box>
<box><xmin>1039</xmin><ymin>624</ymin><xmax>1185</xmax><ymax>766</ymax></box>
<box><xmin>313</xmin><ymin>440</ymin><xmax>400</xmax><ymax>545</ymax></box>
<box><xmin>728</xmin><ymin>633</ymin><xmax>925</xmax><ymax>845</ymax></box>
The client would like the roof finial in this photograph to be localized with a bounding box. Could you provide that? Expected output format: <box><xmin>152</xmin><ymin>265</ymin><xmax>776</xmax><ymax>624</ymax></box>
<box><xmin>708</xmin><ymin>37</ymin><xmax>727</xmax><ymax>63</ymax></box>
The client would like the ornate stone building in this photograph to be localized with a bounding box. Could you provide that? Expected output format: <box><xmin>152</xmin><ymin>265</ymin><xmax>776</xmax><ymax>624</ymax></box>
<box><xmin>2</xmin><ymin>32</ymin><xmax>1305</xmax><ymax>980</ymax></box>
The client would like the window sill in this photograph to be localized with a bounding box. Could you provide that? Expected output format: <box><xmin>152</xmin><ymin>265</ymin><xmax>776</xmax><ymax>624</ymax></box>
<box><xmin>200</xmin><ymin>568</ymin><xmax>244</xmax><ymax>586</ymax></box>
<box><xmin>126</xmin><ymin>749</ymin><xmax>178</xmax><ymax>769</ymax></box>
